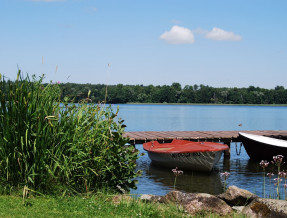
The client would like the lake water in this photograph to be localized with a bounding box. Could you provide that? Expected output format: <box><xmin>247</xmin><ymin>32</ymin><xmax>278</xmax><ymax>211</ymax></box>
<box><xmin>114</xmin><ymin>104</ymin><xmax>287</xmax><ymax>197</ymax></box>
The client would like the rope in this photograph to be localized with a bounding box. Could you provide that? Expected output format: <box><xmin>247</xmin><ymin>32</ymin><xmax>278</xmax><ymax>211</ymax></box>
<box><xmin>235</xmin><ymin>142</ymin><xmax>243</xmax><ymax>155</ymax></box>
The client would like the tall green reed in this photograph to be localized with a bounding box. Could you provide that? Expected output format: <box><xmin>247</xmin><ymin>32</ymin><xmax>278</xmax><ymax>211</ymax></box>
<box><xmin>0</xmin><ymin>71</ymin><xmax>60</xmax><ymax>192</ymax></box>
<box><xmin>50</xmin><ymin>99</ymin><xmax>140</xmax><ymax>194</ymax></box>
<box><xmin>0</xmin><ymin>71</ymin><xmax>140</xmax><ymax>195</ymax></box>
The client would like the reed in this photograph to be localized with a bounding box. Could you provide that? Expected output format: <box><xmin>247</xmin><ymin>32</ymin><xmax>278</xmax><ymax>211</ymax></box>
<box><xmin>50</xmin><ymin>100</ymin><xmax>140</xmax><ymax>194</ymax></box>
<box><xmin>0</xmin><ymin>71</ymin><xmax>60</xmax><ymax>192</ymax></box>
<box><xmin>0</xmin><ymin>71</ymin><xmax>139</xmax><ymax>195</ymax></box>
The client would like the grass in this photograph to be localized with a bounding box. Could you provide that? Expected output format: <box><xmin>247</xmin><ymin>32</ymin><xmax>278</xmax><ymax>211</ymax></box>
<box><xmin>0</xmin><ymin>194</ymin><xmax>245</xmax><ymax>218</ymax></box>
<box><xmin>0</xmin><ymin>194</ymin><xmax>183</xmax><ymax>217</ymax></box>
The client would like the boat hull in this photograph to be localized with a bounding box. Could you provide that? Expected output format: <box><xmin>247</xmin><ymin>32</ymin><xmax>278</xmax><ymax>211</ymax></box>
<box><xmin>239</xmin><ymin>132</ymin><xmax>287</xmax><ymax>161</ymax></box>
<box><xmin>147</xmin><ymin>150</ymin><xmax>224</xmax><ymax>172</ymax></box>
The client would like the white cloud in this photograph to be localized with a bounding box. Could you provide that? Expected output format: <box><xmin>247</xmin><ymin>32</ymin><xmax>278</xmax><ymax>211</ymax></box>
<box><xmin>160</xmin><ymin>25</ymin><xmax>195</xmax><ymax>44</ymax></box>
<box><xmin>205</xmin><ymin>27</ymin><xmax>242</xmax><ymax>41</ymax></box>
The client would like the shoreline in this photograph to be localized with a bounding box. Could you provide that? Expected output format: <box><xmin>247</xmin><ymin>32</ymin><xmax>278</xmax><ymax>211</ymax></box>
<box><xmin>125</xmin><ymin>102</ymin><xmax>287</xmax><ymax>107</ymax></box>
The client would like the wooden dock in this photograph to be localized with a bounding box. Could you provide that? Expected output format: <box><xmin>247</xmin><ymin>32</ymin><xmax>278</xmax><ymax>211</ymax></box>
<box><xmin>124</xmin><ymin>130</ymin><xmax>287</xmax><ymax>145</ymax></box>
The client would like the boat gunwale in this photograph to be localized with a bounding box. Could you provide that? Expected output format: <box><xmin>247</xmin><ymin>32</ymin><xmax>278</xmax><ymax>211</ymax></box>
<box><xmin>239</xmin><ymin>132</ymin><xmax>287</xmax><ymax>148</ymax></box>
<box><xmin>143</xmin><ymin>139</ymin><xmax>229</xmax><ymax>154</ymax></box>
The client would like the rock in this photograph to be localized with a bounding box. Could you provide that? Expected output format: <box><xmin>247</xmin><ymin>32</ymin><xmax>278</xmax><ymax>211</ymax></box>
<box><xmin>140</xmin><ymin>194</ymin><xmax>162</xmax><ymax>203</ymax></box>
<box><xmin>232</xmin><ymin>206</ymin><xmax>245</xmax><ymax>213</ymax></box>
<box><xmin>162</xmin><ymin>190</ymin><xmax>189</xmax><ymax>203</ymax></box>
<box><xmin>112</xmin><ymin>195</ymin><xmax>133</xmax><ymax>205</ymax></box>
<box><xmin>217</xmin><ymin>185</ymin><xmax>258</xmax><ymax>206</ymax></box>
<box><xmin>163</xmin><ymin>191</ymin><xmax>233</xmax><ymax>216</ymax></box>
<box><xmin>242</xmin><ymin>198</ymin><xmax>287</xmax><ymax>218</ymax></box>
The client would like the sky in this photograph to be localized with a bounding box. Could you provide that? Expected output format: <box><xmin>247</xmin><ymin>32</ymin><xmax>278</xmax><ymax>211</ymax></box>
<box><xmin>0</xmin><ymin>0</ymin><xmax>287</xmax><ymax>88</ymax></box>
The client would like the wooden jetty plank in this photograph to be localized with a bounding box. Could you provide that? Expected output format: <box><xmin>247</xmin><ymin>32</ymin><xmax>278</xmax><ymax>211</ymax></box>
<box><xmin>161</xmin><ymin>131</ymin><xmax>199</xmax><ymax>140</ymax></box>
<box><xmin>206</xmin><ymin>131</ymin><xmax>237</xmax><ymax>138</ymax></box>
<box><xmin>152</xmin><ymin>131</ymin><xmax>184</xmax><ymax>141</ymax></box>
<box><xmin>125</xmin><ymin>131</ymin><xmax>158</xmax><ymax>142</ymax></box>
<box><xmin>169</xmin><ymin>131</ymin><xmax>203</xmax><ymax>140</ymax></box>
<box><xmin>143</xmin><ymin>131</ymin><xmax>167</xmax><ymax>138</ymax></box>
<box><xmin>161</xmin><ymin>131</ymin><xmax>196</xmax><ymax>140</ymax></box>
<box><xmin>136</xmin><ymin>131</ymin><xmax>167</xmax><ymax>141</ymax></box>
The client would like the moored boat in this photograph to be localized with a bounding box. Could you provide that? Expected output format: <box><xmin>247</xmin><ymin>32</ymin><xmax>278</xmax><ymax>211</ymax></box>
<box><xmin>239</xmin><ymin>132</ymin><xmax>287</xmax><ymax>161</ymax></box>
<box><xmin>143</xmin><ymin>139</ymin><xmax>229</xmax><ymax>172</ymax></box>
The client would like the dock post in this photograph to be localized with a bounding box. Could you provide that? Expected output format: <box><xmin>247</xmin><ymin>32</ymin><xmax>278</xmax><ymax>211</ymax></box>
<box><xmin>224</xmin><ymin>142</ymin><xmax>231</xmax><ymax>159</ymax></box>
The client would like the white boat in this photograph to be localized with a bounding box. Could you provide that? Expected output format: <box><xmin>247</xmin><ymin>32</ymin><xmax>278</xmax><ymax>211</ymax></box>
<box><xmin>143</xmin><ymin>139</ymin><xmax>229</xmax><ymax>172</ymax></box>
<box><xmin>239</xmin><ymin>132</ymin><xmax>287</xmax><ymax>161</ymax></box>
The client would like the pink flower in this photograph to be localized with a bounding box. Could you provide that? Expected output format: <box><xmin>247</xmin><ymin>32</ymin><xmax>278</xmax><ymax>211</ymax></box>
<box><xmin>279</xmin><ymin>171</ymin><xmax>287</xmax><ymax>178</ymax></box>
<box><xmin>172</xmin><ymin>167</ymin><xmax>183</xmax><ymax>177</ymax></box>
<box><xmin>272</xmin><ymin>155</ymin><xmax>284</xmax><ymax>166</ymax></box>
<box><xmin>274</xmin><ymin>178</ymin><xmax>282</xmax><ymax>186</ymax></box>
<box><xmin>260</xmin><ymin>160</ymin><xmax>269</xmax><ymax>169</ymax></box>
<box><xmin>220</xmin><ymin>172</ymin><xmax>230</xmax><ymax>180</ymax></box>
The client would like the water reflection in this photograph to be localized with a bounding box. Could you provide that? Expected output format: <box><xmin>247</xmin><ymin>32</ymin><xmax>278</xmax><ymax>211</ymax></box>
<box><xmin>146</xmin><ymin>164</ymin><xmax>224</xmax><ymax>195</ymax></box>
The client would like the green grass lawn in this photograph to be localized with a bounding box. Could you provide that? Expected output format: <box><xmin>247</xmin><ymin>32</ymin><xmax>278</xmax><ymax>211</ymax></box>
<box><xmin>0</xmin><ymin>194</ymin><xmax>246</xmax><ymax>218</ymax></box>
<box><xmin>0</xmin><ymin>194</ymin><xmax>187</xmax><ymax>218</ymax></box>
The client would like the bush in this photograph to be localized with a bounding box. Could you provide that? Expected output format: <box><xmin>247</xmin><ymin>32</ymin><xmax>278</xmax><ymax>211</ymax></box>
<box><xmin>0</xmin><ymin>71</ymin><xmax>139</xmax><ymax>194</ymax></box>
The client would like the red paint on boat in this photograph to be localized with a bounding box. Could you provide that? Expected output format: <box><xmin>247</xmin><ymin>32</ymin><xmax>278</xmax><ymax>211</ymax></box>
<box><xmin>143</xmin><ymin>139</ymin><xmax>229</xmax><ymax>154</ymax></box>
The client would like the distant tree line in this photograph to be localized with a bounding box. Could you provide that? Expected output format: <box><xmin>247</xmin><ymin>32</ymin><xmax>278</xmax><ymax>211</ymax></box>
<box><xmin>59</xmin><ymin>82</ymin><xmax>287</xmax><ymax>104</ymax></box>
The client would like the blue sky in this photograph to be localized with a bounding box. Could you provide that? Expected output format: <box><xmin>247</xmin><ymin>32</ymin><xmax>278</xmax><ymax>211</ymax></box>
<box><xmin>1</xmin><ymin>0</ymin><xmax>286</xmax><ymax>88</ymax></box>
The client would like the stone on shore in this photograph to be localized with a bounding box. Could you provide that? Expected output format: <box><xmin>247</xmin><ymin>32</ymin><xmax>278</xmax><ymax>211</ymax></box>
<box><xmin>232</xmin><ymin>206</ymin><xmax>245</xmax><ymax>213</ymax></box>
<box><xmin>242</xmin><ymin>198</ymin><xmax>287</xmax><ymax>218</ymax></box>
<box><xmin>140</xmin><ymin>194</ymin><xmax>163</xmax><ymax>203</ymax></box>
<box><xmin>218</xmin><ymin>185</ymin><xmax>258</xmax><ymax>206</ymax></box>
<box><xmin>138</xmin><ymin>187</ymin><xmax>287</xmax><ymax>216</ymax></box>
<box><xmin>112</xmin><ymin>195</ymin><xmax>133</xmax><ymax>205</ymax></box>
<box><xmin>163</xmin><ymin>191</ymin><xmax>233</xmax><ymax>216</ymax></box>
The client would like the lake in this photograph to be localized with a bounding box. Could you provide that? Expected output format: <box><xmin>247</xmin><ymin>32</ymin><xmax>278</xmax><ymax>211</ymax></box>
<box><xmin>114</xmin><ymin>104</ymin><xmax>287</xmax><ymax>197</ymax></box>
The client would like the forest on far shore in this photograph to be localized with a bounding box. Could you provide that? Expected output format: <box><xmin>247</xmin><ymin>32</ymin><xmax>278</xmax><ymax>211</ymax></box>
<box><xmin>59</xmin><ymin>82</ymin><xmax>287</xmax><ymax>104</ymax></box>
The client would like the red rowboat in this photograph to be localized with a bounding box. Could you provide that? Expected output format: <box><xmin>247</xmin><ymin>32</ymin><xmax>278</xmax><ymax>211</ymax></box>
<box><xmin>143</xmin><ymin>139</ymin><xmax>229</xmax><ymax>172</ymax></box>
